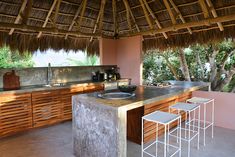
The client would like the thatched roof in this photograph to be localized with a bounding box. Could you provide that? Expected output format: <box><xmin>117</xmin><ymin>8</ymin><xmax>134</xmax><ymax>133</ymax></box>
<box><xmin>0</xmin><ymin>0</ymin><xmax>235</xmax><ymax>54</ymax></box>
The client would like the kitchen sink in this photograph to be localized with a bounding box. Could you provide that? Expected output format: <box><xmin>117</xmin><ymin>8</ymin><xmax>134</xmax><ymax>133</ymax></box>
<box><xmin>98</xmin><ymin>92</ymin><xmax>135</xmax><ymax>100</ymax></box>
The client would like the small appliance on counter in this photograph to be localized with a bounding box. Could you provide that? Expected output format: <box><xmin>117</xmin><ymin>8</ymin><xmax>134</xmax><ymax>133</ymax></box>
<box><xmin>91</xmin><ymin>71</ymin><xmax>105</xmax><ymax>82</ymax></box>
<box><xmin>105</xmin><ymin>67</ymin><xmax>121</xmax><ymax>81</ymax></box>
<box><xmin>3</xmin><ymin>70</ymin><xmax>20</xmax><ymax>90</ymax></box>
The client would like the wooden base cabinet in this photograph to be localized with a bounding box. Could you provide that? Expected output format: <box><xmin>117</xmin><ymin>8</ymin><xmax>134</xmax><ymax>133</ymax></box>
<box><xmin>0</xmin><ymin>93</ymin><xmax>32</xmax><ymax>137</ymax></box>
<box><xmin>32</xmin><ymin>90</ymin><xmax>61</xmax><ymax>127</ymax></box>
<box><xmin>60</xmin><ymin>86</ymin><xmax>83</xmax><ymax>121</ymax></box>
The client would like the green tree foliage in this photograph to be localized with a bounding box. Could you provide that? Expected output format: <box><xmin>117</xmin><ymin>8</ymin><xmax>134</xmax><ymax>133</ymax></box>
<box><xmin>0</xmin><ymin>46</ymin><xmax>34</xmax><ymax>68</ymax></box>
<box><xmin>143</xmin><ymin>39</ymin><xmax>235</xmax><ymax>92</ymax></box>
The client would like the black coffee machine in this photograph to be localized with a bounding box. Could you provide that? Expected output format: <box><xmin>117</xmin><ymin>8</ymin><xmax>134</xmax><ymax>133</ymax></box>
<box><xmin>91</xmin><ymin>71</ymin><xmax>105</xmax><ymax>82</ymax></box>
<box><xmin>105</xmin><ymin>67</ymin><xmax>121</xmax><ymax>81</ymax></box>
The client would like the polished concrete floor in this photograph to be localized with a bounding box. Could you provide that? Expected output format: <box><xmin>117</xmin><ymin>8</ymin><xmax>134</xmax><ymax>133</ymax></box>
<box><xmin>0</xmin><ymin>121</ymin><xmax>235</xmax><ymax>157</ymax></box>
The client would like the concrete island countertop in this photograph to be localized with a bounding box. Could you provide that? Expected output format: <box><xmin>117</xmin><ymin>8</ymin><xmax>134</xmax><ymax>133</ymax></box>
<box><xmin>72</xmin><ymin>81</ymin><xmax>210</xmax><ymax>157</ymax></box>
<box><xmin>74</xmin><ymin>81</ymin><xmax>210</xmax><ymax>109</ymax></box>
<box><xmin>0</xmin><ymin>78</ymin><xmax>130</xmax><ymax>95</ymax></box>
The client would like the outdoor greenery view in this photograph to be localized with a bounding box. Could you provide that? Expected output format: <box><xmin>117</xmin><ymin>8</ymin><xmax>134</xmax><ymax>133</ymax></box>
<box><xmin>143</xmin><ymin>39</ymin><xmax>235</xmax><ymax>92</ymax></box>
<box><xmin>0</xmin><ymin>46</ymin><xmax>99</xmax><ymax>68</ymax></box>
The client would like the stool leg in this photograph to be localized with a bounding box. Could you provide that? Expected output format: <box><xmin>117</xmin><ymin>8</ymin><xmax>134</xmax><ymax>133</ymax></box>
<box><xmin>193</xmin><ymin>110</ymin><xmax>195</xmax><ymax>132</ymax></box>
<box><xmin>141</xmin><ymin>118</ymin><xmax>144</xmax><ymax>157</ymax></box>
<box><xmin>204</xmin><ymin>103</ymin><xmax>206</xmax><ymax>146</ymax></box>
<box><xmin>188</xmin><ymin>111</ymin><xmax>191</xmax><ymax>157</ymax></box>
<box><xmin>177</xmin><ymin>110</ymin><xmax>180</xmax><ymax>143</ymax></box>
<box><xmin>185</xmin><ymin>111</ymin><xmax>187</xmax><ymax>138</ymax></box>
<box><xmin>179</xmin><ymin>117</ymin><xmax>182</xmax><ymax>157</ymax></box>
<box><xmin>167</xmin><ymin>124</ymin><xmax>169</xmax><ymax>152</ymax></box>
<box><xmin>156</xmin><ymin>123</ymin><xmax>158</xmax><ymax>157</ymax></box>
<box><xmin>197</xmin><ymin>106</ymin><xmax>200</xmax><ymax>150</ymax></box>
<box><xmin>164</xmin><ymin>125</ymin><xmax>167</xmax><ymax>157</ymax></box>
<box><xmin>212</xmin><ymin>100</ymin><xmax>214</xmax><ymax>138</ymax></box>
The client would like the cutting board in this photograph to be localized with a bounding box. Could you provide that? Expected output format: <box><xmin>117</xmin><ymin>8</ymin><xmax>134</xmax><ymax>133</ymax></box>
<box><xmin>3</xmin><ymin>70</ymin><xmax>20</xmax><ymax>90</ymax></box>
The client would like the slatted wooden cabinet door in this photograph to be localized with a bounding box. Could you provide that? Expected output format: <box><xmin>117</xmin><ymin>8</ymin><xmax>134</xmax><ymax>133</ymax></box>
<box><xmin>32</xmin><ymin>90</ymin><xmax>61</xmax><ymax>127</ymax></box>
<box><xmin>60</xmin><ymin>86</ymin><xmax>83</xmax><ymax>121</ymax></box>
<box><xmin>0</xmin><ymin>93</ymin><xmax>32</xmax><ymax>136</ymax></box>
<box><xmin>83</xmin><ymin>84</ymin><xmax>104</xmax><ymax>93</ymax></box>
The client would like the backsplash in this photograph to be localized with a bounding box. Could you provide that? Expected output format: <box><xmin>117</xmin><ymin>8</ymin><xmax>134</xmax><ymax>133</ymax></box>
<box><xmin>0</xmin><ymin>65</ymin><xmax>116</xmax><ymax>88</ymax></box>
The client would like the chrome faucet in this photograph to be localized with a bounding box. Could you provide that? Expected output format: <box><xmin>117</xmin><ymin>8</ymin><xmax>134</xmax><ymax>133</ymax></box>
<box><xmin>47</xmin><ymin>63</ymin><xmax>53</xmax><ymax>85</ymax></box>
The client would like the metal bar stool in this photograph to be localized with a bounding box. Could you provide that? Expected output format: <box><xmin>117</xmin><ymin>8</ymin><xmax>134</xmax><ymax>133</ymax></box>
<box><xmin>142</xmin><ymin>111</ymin><xmax>181</xmax><ymax>157</ymax></box>
<box><xmin>169</xmin><ymin>102</ymin><xmax>200</xmax><ymax>157</ymax></box>
<box><xmin>186</xmin><ymin>97</ymin><xmax>214</xmax><ymax>146</ymax></box>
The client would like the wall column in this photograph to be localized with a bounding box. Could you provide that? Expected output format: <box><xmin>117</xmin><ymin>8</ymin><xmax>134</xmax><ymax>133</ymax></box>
<box><xmin>99</xmin><ymin>36</ymin><xmax>143</xmax><ymax>85</ymax></box>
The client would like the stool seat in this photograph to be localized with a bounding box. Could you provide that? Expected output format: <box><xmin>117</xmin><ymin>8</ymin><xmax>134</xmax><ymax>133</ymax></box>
<box><xmin>142</xmin><ymin>111</ymin><xmax>180</xmax><ymax>124</ymax></box>
<box><xmin>170</xmin><ymin>102</ymin><xmax>199</xmax><ymax>111</ymax></box>
<box><xmin>187</xmin><ymin>97</ymin><xmax>212</xmax><ymax>104</ymax></box>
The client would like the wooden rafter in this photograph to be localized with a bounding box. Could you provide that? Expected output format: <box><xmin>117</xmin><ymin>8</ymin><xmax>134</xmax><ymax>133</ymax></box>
<box><xmin>163</xmin><ymin>0</ymin><xmax>176</xmax><ymax>25</ymax></box>
<box><xmin>98</xmin><ymin>0</ymin><xmax>106</xmax><ymax>32</ymax></box>
<box><xmin>77</xmin><ymin>0</ymin><xmax>87</xmax><ymax>29</ymax></box>
<box><xmin>123</xmin><ymin>0</ymin><xmax>141</xmax><ymax>32</ymax></box>
<box><xmin>198</xmin><ymin>0</ymin><xmax>210</xmax><ymax>18</ymax></box>
<box><xmin>169</xmin><ymin>0</ymin><xmax>192</xmax><ymax>34</ymax></box>
<box><xmin>21</xmin><ymin>0</ymin><xmax>32</xmax><ymax>25</ymax></box>
<box><xmin>0</xmin><ymin>22</ymin><xmax>104</xmax><ymax>37</ymax></box>
<box><xmin>90</xmin><ymin>0</ymin><xmax>106</xmax><ymax>42</ymax></box>
<box><xmin>120</xmin><ymin>13</ymin><xmax>235</xmax><ymax>37</ymax></box>
<box><xmin>9</xmin><ymin>0</ymin><xmax>28</xmax><ymax>35</ymax></box>
<box><xmin>206</xmin><ymin>0</ymin><xmax>224</xmax><ymax>31</ymax></box>
<box><xmin>37</xmin><ymin>0</ymin><xmax>58</xmax><ymax>38</ymax></box>
<box><xmin>53</xmin><ymin>0</ymin><xmax>62</xmax><ymax>27</ymax></box>
<box><xmin>142</xmin><ymin>0</ymin><xmax>167</xmax><ymax>39</ymax></box>
<box><xmin>112</xmin><ymin>0</ymin><xmax>117</xmax><ymax>35</ymax></box>
<box><xmin>139</xmin><ymin>0</ymin><xmax>153</xmax><ymax>29</ymax></box>
<box><xmin>65</xmin><ymin>0</ymin><xmax>85</xmax><ymax>39</ymax></box>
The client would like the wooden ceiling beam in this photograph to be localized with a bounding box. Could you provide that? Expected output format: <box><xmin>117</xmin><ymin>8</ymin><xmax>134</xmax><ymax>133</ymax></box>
<box><xmin>123</xmin><ymin>0</ymin><xmax>140</xmax><ymax>32</ymax></box>
<box><xmin>198</xmin><ymin>0</ymin><xmax>210</xmax><ymax>18</ymax></box>
<box><xmin>9</xmin><ymin>0</ymin><xmax>28</xmax><ymax>35</ymax></box>
<box><xmin>206</xmin><ymin>0</ymin><xmax>224</xmax><ymax>31</ymax></box>
<box><xmin>37</xmin><ymin>0</ymin><xmax>58</xmax><ymax>38</ymax></box>
<box><xmin>120</xmin><ymin>13</ymin><xmax>235</xmax><ymax>37</ymax></box>
<box><xmin>90</xmin><ymin>0</ymin><xmax>106</xmax><ymax>42</ymax></box>
<box><xmin>163</xmin><ymin>0</ymin><xmax>177</xmax><ymax>25</ymax></box>
<box><xmin>142</xmin><ymin>0</ymin><xmax>168</xmax><ymax>39</ymax></box>
<box><xmin>77</xmin><ymin>0</ymin><xmax>87</xmax><ymax>30</ymax></box>
<box><xmin>65</xmin><ymin>0</ymin><xmax>85</xmax><ymax>39</ymax></box>
<box><xmin>123</xmin><ymin>0</ymin><xmax>132</xmax><ymax>32</ymax></box>
<box><xmin>0</xmin><ymin>22</ymin><xmax>103</xmax><ymax>37</ymax></box>
<box><xmin>139</xmin><ymin>0</ymin><xmax>153</xmax><ymax>30</ymax></box>
<box><xmin>112</xmin><ymin>0</ymin><xmax>118</xmax><ymax>36</ymax></box>
<box><xmin>53</xmin><ymin>0</ymin><xmax>62</xmax><ymax>27</ymax></box>
<box><xmin>169</xmin><ymin>0</ymin><xmax>192</xmax><ymax>34</ymax></box>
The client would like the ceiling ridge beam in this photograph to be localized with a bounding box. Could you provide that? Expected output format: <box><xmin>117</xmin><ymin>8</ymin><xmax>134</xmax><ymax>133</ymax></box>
<box><xmin>65</xmin><ymin>0</ymin><xmax>85</xmax><ymax>39</ymax></box>
<box><xmin>123</xmin><ymin>0</ymin><xmax>140</xmax><ymax>32</ymax></box>
<box><xmin>120</xmin><ymin>13</ymin><xmax>235</xmax><ymax>37</ymax></box>
<box><xmin>169</xmin><ymin>0</ymin><xmax>192</xmax><ymax>34</ymax></box>
<box><xmin>198</xmin><ymin>0</ymin><xmax>210</xmax><ymax>18</ymax></box>
<box><xmin>37</xmin><ymin>0</ymin><xmax>58</xmax><ymax>38</ymax></box>
<box><xmin>9</xmin><ymin>0</ymin><xmax>28</xmax><ymax>35</ymax></box>
<box><xmin>139</xmin><ymin>0</ymin><xmax>153</xmax><ymax>30</ymax></box>
<box><xmin>163</xmin><ymin>0</ymin><xmax>177</xmax><ymax>25</ymax></box>
<box><xmin>206</xmin><ymin>0</ymin><xmax>224</xmax><ymax>31</ymax></box>
<box><xmin>142</xmin><ymin>0</ymin><xmax>168</xmax><ymax>39</ymax></box>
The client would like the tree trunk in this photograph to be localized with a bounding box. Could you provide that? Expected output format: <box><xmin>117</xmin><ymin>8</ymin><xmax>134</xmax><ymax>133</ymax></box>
<box><xmin>164</xmin><ymin>57</ymin><xmax>180</xmax><ymax>80</ymax></box>
<box><xmin>178</xmin><ymin>49</ymin><xmax>191</xmax><ymax>81</ymax></box>
<box><xmin>195</xmin><ymin>50</ymin><xmax>205</xmax><ymax>80</ymax></box>
<box><xmin>209</xmin><ymin>48</ymin><xmax>219</xmax><ymax>90</ymax></box>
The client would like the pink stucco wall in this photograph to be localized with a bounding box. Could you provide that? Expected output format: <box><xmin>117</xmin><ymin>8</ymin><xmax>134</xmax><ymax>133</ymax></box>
<box><xmin>100</xmin><ymin>36</ymin><xmax>143</xmax><ymax>85</ymax></box>
<box><xmin>193</xmin><ymin>91</ymin><xmax>235</xmax><ymax>130</ymax></box>
<box><xmin>99</xmin><ymin>38</ymin><xmax>117</xmax><ymax>65</ymax></box>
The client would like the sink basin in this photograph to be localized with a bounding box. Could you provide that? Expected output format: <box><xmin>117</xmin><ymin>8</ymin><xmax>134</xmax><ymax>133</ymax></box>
<box><xmin>98</xmin><ymin>92</ymin><xmax>135</xmax><ymax>100</ymax></box>
<box><xmin>43</xmin><ymin>83</ymin><xmax>67</xmax><ymax>88</ymax></box>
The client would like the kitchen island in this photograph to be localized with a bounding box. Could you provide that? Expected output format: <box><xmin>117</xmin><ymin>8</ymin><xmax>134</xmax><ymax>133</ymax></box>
<box><xmin>72</xmin><ymin>81</ymin><xmax>210</xmax><ymax>157</ymax></box>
